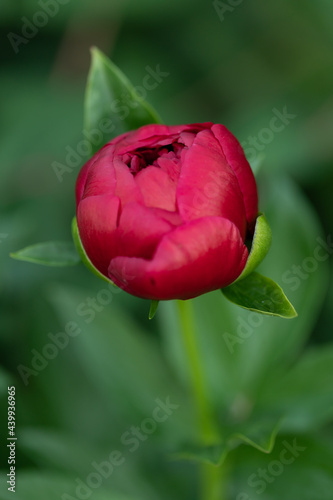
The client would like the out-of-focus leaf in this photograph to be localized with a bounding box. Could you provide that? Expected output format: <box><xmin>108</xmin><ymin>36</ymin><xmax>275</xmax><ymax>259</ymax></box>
<box><xmin>259</xmin><ymin>345</ymin><xmax>333</xmax><ymax>433</ymax></box>
<box><xmin>10</xmin><ymin>242</ymin><xmax>80</xmax><ymax>267</ymax></box>
<box><xmin>172</xmin><ymin>442</ymin><xmax>226</xmax><ymax>466</ymax></box>
<box><xmin>0</xmin><ymin>366</ymin><xmax>13</xmax><ymax>396</ymax></box>
<box><xmin>47</xmin><ymin>284</ymin><xmax>187</xmax><ymax>432</ymax></box>
<box><xmin>84</xmin><ymin>48</ymin><xmax>162</xmax><ymax>154</ymax></box>
<box><xmin>159</xmin><ymin>176</ymin><xmax>328</xmax><ymax>407</ymax></box>
<box><xmin>0</xmin><ymin>471</ymin><xmax>134</xmax><ymax>500</ymax></box>
<box><xmin>229</xmin><ymin>433</ymin><xmax>333</xmax><ymax>500</ymax></box>
<box><xmin>172</xmin><ymin>415</ymin><xmax>281</xmax><ymax>466</ymax></box>
<box><xmin>19</xmin><ymin>428</ymin><xmax>102</xmax><ymax>475</ymax></box>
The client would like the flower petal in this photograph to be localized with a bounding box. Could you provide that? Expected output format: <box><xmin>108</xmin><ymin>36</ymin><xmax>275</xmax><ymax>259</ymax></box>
<box><xmin>113</xmin><ymin>159</ymin><xmax>143</xmax><ymax>207</ymax></box>
<box><xmin>116</xmin><ymin>202</ymin><xmax>175</xmax><ymax>259</ymax></box>
<box><xmin>154</xmin><ymin>156</ymin><xmax>181</xmax><ymax>183</ymax></box>
<box><xmin>77</xmin><ymin>195</ymin><xmax>120</xmax><ymax>275</ymax></box>
<box><xmin>177</xmin><ymin>129</ymin><xmax>247</xmax><ymax>237</ymax></box>
<box><xmin>115</xmin><ymin>123</ymin><xmax>213</xmax><ymax>154</ymax></box>
<box><xmin>135</xmin><ymin>166</ymin><xmax>177</xmax><ymax>211</ymax></box>
<box><xmin>108</xmin><ymin>216</ymin><xmax>248</xmax><ymax>300</ymax></box>
<box><xmin>81</xmin><ymin>146</ymin><xmax>117</xmax><ymax>200</ymax></box>
<box><xmin>211</xmin><ymin>124</ymin><xmax>258</xmax><ymax>227</ymax></box>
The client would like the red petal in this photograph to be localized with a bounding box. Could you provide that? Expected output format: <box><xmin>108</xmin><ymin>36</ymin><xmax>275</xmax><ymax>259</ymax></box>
<box><xmin>108</xmin><ymin>216</ymin><xmax>248</xmax><ymax>300</ymax></box>
<box><xmin>154</xmin><ymin>156</ymin><xmax>181</xmax><ymax>183</ymax></box>
<box><xmin>135</xmin><ymin>166</ymin><xmax>177</xmax><ymax>211</ymax></box>
<box><xmin>177</xmin><ymin>129</ymin><xmax>247</xmax><ymax>237</ymax></box>
<box><xmin>115</xmin><ymin>123</ymin><xmax>213</xmax><ymax>154</ymax></box>
<box><xmin>116</xmin><ymin>202</ymin><xmax>175</xmax><ymax>259</ymax></box>
<box><xmin>81</xmin><ymin>146</ymin><xmax>116</xmax><ymax>200</ymax></box>
<box><xmin>77</xmin><ymin>195</ymin><xmax>120</xmax><ymax>275</ymax></box>
<box><xmin>211</xmin><ymin>124</ymin><xmax>258</xmax><ymax>226</ymax></box>
<box><xmin>113</xmin><ymin>159</ymin><xmax>143</xmax><ymax>207</ymax></box>
<box><xmin>76</xmin><ymin>144</ymin><xmax>116</xmax><ymax>205</ymax></box>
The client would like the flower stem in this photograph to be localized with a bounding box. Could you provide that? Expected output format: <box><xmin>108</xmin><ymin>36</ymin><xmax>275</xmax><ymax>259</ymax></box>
<box><xmin>177</xmin><ymin>300</ymin><xmax>224</xmax><ymax>500</ymax></box>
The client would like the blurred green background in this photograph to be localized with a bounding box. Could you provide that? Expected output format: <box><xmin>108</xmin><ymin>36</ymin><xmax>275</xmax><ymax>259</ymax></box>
<box><xmin>1</xmin><ymin>1</ymin><xmax>333</xmax><ymax>499</ymax></box>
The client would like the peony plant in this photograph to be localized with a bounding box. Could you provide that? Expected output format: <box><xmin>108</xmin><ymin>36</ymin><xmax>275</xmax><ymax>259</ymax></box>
<box><xmin>10</xmin><ymin>47</ymin><xmax>298</xmax><ymax>500</ymax></box>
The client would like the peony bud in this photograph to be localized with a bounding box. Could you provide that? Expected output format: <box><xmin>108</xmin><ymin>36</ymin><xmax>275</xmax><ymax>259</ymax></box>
<box><xmin>75</xmin><ymin>122</ymin><xmax>258</xmax><ymax>300</ymax></box>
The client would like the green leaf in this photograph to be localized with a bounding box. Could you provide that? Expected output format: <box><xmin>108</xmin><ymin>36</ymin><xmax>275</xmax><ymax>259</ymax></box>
<box><xmin>0</xmin><ymin>471</ymin><xmax>133</xmax><ymax>500</ymax></box>
<box><xmin>222</xmin><ymin>272</ymin><xmax>297</xmax><ymax>318</ymax></box>
<box><xmin>159</xmin><ymin>178</ymin><xmax>327</xmax><ymax>404</ymax></box>
<box><xmin>47</xmin><ymin>283</ymin><xmax>185</xmax><ymax>422</ymax></box>
<box><xmin>84</xmin><ymin>47</ymin><xmax>162</xmax><ymax>153</ymax></box>
<box><xmin>236</xmin><ymin>213</ymin><xmax>272</xmax><ymax>282</ymax></box>
<box><xmin>171</xmin><ymin>442</ymin><xmax>226</xmax><ymax>466</ymax></box>
<box><xmin>149</xmin><ymin>300</ymin><xmax>159</xmax><ymax>320</ymax></box>
<box><xmin>230</xmin><ymin>433</ymin><xmax>333</xmax><ymax>500</ymax></box>
<box><xmin>19</xmin><ymin>428</ymin><xmax>102</xmax><ymax>475</ymax></box>
<box><xmin>172</xmin><ymin>415</ymin><xmax>281</xmax><ymax>466</ymax></box>
<box><xmin>260</xmin><ymin>344</ymin><xmax>333</xmax><ymax>432</ymax></box>
<box><xmin>10</xmin><ymin>241</ymin><xmax>81</xmax><ymax>267</ymax></box>
<box><xmin>71</xmin><ymin>216</ymin><xmax>116</xmax><ymax>285</ymax></box>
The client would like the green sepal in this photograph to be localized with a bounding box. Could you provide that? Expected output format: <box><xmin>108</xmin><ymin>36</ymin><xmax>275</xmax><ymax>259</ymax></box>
<box><xmin>222</xmin><ymin>271</ymin><xmax>297</xmax><ymax>318</ymax></box>
<box><xmin>71</xmin><ymin>216</ymin><xmax>116</xmax><ymax>286</ymax></box>
<box><xmin>149</xmin><ymin>300</ymin><xmax>159</xmax><ymax>320</ymax></box>
<box><xmin>10</xmin><ymin>241</ymin><xmax>81</xmax><ymax>267</ymax></box>
<box><xmin>84</xmin><ymin>47</ymin><xmax>162</xmax><ymax>154</ymax></box>
<box><xmin>236</xmin><ymin>213</ymin><xmax>272</xmax><ymax>283</ymax></box>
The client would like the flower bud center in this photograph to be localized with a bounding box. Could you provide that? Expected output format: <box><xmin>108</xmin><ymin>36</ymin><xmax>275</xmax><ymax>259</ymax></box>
<box><xmin>122</xmin><ymin>142</ymin><xmax>183</xmax><ymax>176</ymax></box>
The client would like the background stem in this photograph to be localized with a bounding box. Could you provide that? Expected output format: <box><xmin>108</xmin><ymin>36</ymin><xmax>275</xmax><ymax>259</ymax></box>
<box><xmin>177</xmin><ymin>300</ymin><xmax>224</xmax><ymax>500</ymax></box>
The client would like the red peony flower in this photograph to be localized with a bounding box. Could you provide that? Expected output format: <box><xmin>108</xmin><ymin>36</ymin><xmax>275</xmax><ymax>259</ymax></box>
<box><xmin>75</xmin><ymin>122</ymin><xmax>258</xmax><ymax>300</ymax></box>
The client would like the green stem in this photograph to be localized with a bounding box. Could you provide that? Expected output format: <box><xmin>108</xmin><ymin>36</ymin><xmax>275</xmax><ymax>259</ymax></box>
<box><xmin>177</xmin><ymin>300</ymin><xmax>224</xmax><ymax>500</ymax></box>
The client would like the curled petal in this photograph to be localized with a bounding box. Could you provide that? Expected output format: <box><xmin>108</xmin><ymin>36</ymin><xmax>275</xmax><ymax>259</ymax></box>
<box><xmin>211</xmin><ymin>124</ymin><xmax>258</xmax><ymax>226</ymax></box>
<box><xmin>77</xmin><ymin>195</ymin><xmax>120</xmax><ymax>275</ymax></box>
<box><xmin>115</xmin><ymin>123</ymin><xmax>213</xmax><ymax>154</ymax></box>
<box><xmin>177</xmin><ymin>129</ymin><xmax>247</xmax><ymax>238</ymax></box>
<box><xmin>113</xmin><ymin>159</ymin><xmax>143</xmax><ymax>207</ymax></box>
<box><xmin>108</xmin><ymin>216</ymin><xmax>248</xmax><ymax>300</ymax></box>
<box><xmin>135</xmin><ymin>166</ymin><xmax>177</xmax><ymax>211</ymax></box>
<box><xmin>116</xmin><ymin>202</ymin><xmax>175</xmax><ymax>259</ymax></box>
<box><xmin>81</xmin><ymin>147</ymin><xmax>117</xmax><ymax>200</ymax></box>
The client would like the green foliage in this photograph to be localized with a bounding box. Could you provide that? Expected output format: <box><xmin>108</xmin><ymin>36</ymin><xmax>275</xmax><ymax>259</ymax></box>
<box><xmin>0</xmin><ymin>471</ymin><xmax>133</xmax><ymax>500</ymax></box>
<box><xmin>222</xmin><ymin>272</ymin><xmax>297</xmax><ymax>318</ymax></box>
<box><xmin>236</xmin><ymin>214</ymin><xmax>272</xmax><ymax>282</ymax></box>
<box><xmin>10</xmin><ymin>241</ymin><xmax>80</xmax><ymax>267</ymax></box>
<box><xmin>84</xmin><ymin>47</ymin><xmax>162</xmax><ymax>154</ymax></box>
<box><xmin>1</xmin><ymin>2</ymin><xmax>333</xmax><ymax>499</ymax></box>
<box><xmin>158</xmin><ymin>175</ymin><xmax>329</xmax><ymax>468</ymax></box>
<box><xmin>229</xmin><ymin>433</ymin><xmax>333</xmax><ymax>500</ymax></box>
<box><xmin>149</xmin><ymin>300</ymin><xmax>159</xmax><ymax>320</ymax></box>
<box><xmin>172</xmin><ymin>417</ymin><xmax>281</xmax><ymax>466</ymax></box>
